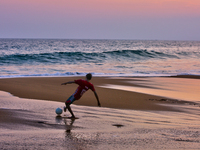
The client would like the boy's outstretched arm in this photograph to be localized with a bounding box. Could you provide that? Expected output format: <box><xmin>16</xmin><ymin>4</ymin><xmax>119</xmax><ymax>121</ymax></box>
<box><xmin>61</xmin><ymin>81</ymin><xmax>75</xmax><ymax>85</ymax></box>
<box><xmin>94</xmin><ymin>91</ymin><xmax>101</xmax><ymax>107</ymax></box>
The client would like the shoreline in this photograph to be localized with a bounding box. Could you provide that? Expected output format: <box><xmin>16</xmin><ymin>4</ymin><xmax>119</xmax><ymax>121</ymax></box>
<box><xmin>1</xmin><ymin>74</ymin><xmax>200</xmax><ymax>79</ymax></box>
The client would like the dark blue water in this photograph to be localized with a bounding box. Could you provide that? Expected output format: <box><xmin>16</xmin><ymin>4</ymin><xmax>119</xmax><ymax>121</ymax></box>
<box><xmin>0</xmin><ymin>39</ymin><xmax>200</xmax><ymax>78</ymax></box>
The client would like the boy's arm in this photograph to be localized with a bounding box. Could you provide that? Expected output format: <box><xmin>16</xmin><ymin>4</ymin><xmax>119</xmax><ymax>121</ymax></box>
<box><xmin>94</xmin><ymin>91</ymin><xmax>101</xmax><ymax>107</ymax></box>
<box><xmin>61</xmin><ymin>81</ymin><xmax>75</xmax><ymax>85</ymax></box>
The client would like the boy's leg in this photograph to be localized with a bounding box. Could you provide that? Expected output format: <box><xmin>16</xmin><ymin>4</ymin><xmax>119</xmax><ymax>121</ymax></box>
<box><xmin>66</xmin><ymin>105</ymin><xmax>75</xmax><ymax>118</ymax></box>
<box><xmin>64</xmin><ymin>95</ymin><xmax>76</xmax><ymax>118</ymax></box>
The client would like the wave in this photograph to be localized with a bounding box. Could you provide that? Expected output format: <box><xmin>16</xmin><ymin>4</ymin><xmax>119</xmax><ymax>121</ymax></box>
<box><xmin>0</xmin><ymin>49</ymin><xmax>187</xmax><ymax>65</ymax></box>
<box><xmin>0</xmin><ymin>52</ymin><xmax>104</xmax><ymax>65</ymax></box>
<box><xmin>1</xmin><ymin>71</ymin><xmax>199</xmax><ymax>78</ymax></box>
<box><xmin>0</xmin><ymin>72</ymin><xmax>90</xmax><ymax>78</ymax></box>
<box><xmin>103</xmin><ymin>49</ymin><xmax>180</xmax><ymax>59</ymax></box>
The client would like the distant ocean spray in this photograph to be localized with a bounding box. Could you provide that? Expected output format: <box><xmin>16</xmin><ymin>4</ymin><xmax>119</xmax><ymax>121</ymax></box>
<box><xmin>0</xmin><ymin>39</ymin><xmax>200</xmax><ymax>78</ymax></box>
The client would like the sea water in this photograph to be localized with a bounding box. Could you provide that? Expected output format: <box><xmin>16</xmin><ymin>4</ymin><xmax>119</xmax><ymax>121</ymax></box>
<box><xmin>0</xmin><ymin>39</ymin><xmax>200</xmax><ymax>78</ymax></box>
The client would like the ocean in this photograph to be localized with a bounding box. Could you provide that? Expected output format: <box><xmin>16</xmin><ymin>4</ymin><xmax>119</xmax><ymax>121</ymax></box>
<box><xmin>0</xmin><ymin>39</ymin><xmax>200</xmax><ymax>78</ymax></box>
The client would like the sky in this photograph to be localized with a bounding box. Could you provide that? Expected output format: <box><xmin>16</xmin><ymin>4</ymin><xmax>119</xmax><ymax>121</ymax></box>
<box><xmin>0</xmin><ymin>0</ymin><xmax>200</xmax><ymax>41</ymax></box>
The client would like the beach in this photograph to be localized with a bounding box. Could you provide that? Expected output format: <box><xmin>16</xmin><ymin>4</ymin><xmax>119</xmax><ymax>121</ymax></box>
<box><xmin>0</xmin><ymin>76</ymin><xmax>195</xmax><ymax>111</ymax></box>
<box><xmin>0</xmin><ymin>76</ymin><xmax>200</xmax><ymax>149</ymax></box>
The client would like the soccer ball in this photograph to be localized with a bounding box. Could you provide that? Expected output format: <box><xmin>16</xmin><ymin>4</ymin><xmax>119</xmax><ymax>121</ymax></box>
<box><xmin>55</xmin><ymin>107</ymin><xmax>63</xmax><ymax>115</ymax></box>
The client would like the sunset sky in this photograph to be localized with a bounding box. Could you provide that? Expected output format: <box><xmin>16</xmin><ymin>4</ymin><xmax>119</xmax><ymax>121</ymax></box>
<box><xmin>0</xmin><ymin>0</ymin><xmax>200</xmax><ymax>40</ymax></box>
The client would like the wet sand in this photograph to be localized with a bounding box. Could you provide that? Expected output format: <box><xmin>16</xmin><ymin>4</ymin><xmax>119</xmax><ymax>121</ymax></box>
<box><xmin>0</xmin><ymin>91</ymin><xmax>200</xmax><ymax>149</ymax></box>
<box><xmin>0</xmin><ymin>76</ymin><xmax>200</xmax><ymax>149</ymax></box>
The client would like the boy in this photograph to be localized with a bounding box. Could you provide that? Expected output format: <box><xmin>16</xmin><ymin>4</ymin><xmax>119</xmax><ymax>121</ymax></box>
<box><xmin>61</xmin><ymin>73</ymin><xmax>101</xmax><ymax>118</ymax></box>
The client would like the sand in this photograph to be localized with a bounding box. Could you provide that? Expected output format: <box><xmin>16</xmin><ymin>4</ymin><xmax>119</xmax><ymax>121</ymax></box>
<box><xmin>0</xmin><ymin>76</ymin><xmax>200</xmax><ymax>149</ymax></box>
<box><xmin>0</xmin><ymin>76</ymin><xmax>184</xmax><ymax>111</ymax></box>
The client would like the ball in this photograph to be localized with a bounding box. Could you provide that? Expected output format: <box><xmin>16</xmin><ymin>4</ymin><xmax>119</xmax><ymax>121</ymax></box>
<box><xmin>55</xmin><ymin>107</ymin><xmax>63</xmax><ymax>115</ymax></box>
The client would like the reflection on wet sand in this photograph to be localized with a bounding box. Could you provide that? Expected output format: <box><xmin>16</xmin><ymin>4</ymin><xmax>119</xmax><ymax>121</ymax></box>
<box><xmin>64</xmin><ymin>118</ymin><xmax>75</xmax><ymax>133</ymax></box>
<box><xmin>0</xmin><ymin>91</ymin><xmax>200</xmax><ymax>149</ymax></box>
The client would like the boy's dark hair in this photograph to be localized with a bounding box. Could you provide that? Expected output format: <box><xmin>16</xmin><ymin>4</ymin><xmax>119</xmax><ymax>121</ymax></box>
<box><xmin>86</xmin><ymin>73</ymin><xmax>92</xmax><ymax>80</ymax></box>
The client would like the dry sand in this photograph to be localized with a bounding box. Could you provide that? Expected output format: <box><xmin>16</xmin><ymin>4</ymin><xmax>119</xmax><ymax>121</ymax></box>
<box><xmin>0</xmin><ymin>76</ymin><xmax>184</xmax><ymax>111</ymax></box>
